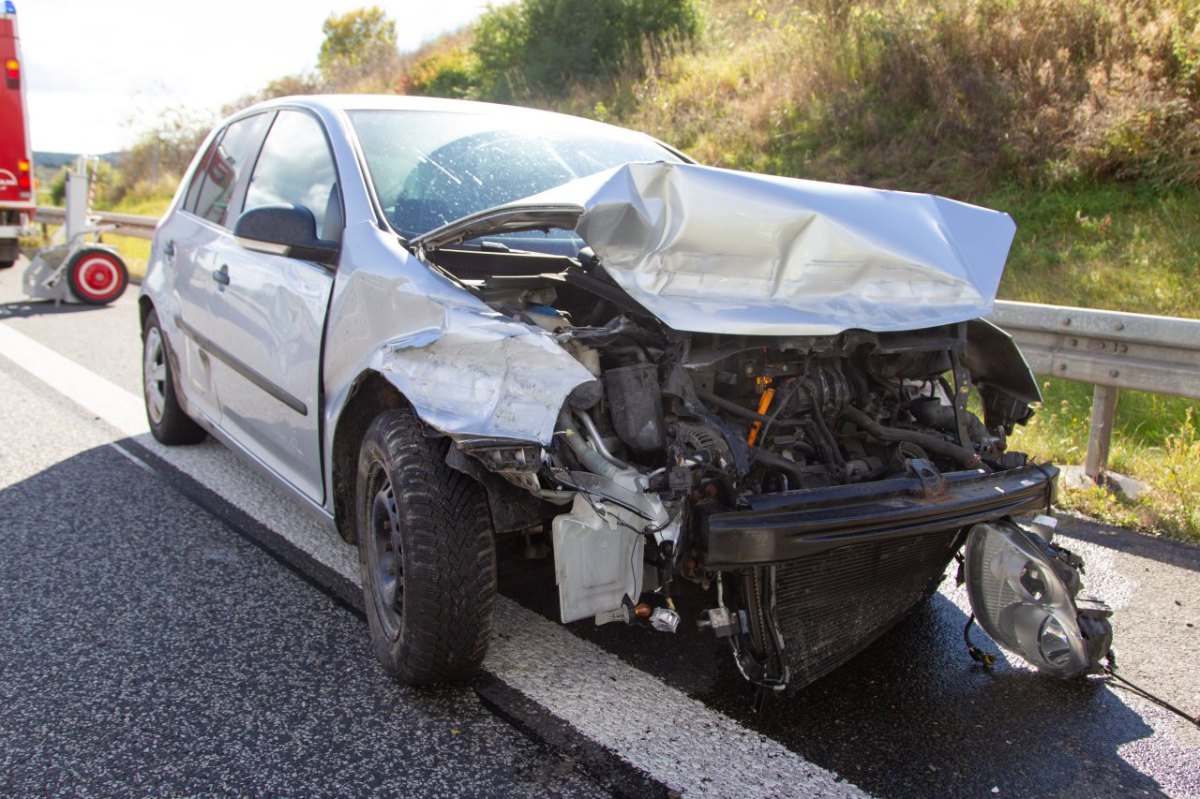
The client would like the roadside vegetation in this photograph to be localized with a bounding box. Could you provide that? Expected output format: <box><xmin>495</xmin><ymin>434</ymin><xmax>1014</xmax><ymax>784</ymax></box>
<box><xmin>40</xmin><ymin>0</ymin><xmax>1198</xmax><ymax>539</ymax></box>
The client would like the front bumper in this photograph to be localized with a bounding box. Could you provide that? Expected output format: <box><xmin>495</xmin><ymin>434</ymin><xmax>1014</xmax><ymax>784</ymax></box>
<box><xmin>702</xmin><ymin>464</ymin><xmax>1057</xmax><ymax>568</ymax></box>
<box><xmin>706</xmin><ymin>464</ymin><xmax>1058</xmax><ymax>690</ymax></box>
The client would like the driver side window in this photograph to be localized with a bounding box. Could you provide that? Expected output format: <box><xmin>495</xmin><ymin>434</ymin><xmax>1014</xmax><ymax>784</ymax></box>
<box><xmin>243</xmin><ymin>110</ymin><xmax>342</xmax><ymax>242</ymax></box>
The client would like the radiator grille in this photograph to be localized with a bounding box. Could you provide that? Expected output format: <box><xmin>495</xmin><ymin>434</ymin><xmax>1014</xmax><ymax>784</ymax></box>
<box><xmin>774</xmin><ymin>531</ymin><xmax>959</xmax><ymax>690</ymax></box>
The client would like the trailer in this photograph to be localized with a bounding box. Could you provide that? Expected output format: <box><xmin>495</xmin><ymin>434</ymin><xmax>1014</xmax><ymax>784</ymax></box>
<box><xmin>23</xmin><ymin>157</ymin><xmax>128</xmax><ymax>305</ymax></box>
<box><xmin>0</xmin><ymin>0</ymin><xmax>34</xmax><ymax>269</ymax></box>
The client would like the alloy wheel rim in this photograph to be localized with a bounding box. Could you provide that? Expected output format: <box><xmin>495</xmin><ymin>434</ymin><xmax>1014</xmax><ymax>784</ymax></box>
<box><xmin>143</xmin><ymin>327</ymin><xmax>167</xmax><ymax>424</ymax></box>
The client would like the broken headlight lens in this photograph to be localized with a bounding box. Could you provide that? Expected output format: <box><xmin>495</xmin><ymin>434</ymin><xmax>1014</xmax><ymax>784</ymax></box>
<box><xmin>964</xmin><ymin>520</ymin><xmax>1112</xmax><ymax>677</ymax></box>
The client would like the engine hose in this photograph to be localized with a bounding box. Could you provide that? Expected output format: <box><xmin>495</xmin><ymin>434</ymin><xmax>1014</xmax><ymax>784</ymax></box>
<box><xmin>748</xmin><ymin>449</ymin><xmax>807</xmax><ymax>486</ymax></box>
<box><xmin>574</xmin><ymin>409</ymin><xmax>633</xmax><ymax>471</ymax></box>
<box><xmin>842</xmin><ymin>406</ymin><xmax>979</xmax><ymax>468</ymax></box>
<box><xmin>696</xmin><ymin>389</ymin><xmax>770</xmax><ymax>424</ymax></box>
<box><xmin>557</xmin><ymin>409</ymin><xmax>624</xmax><ymax>480</ymax></box>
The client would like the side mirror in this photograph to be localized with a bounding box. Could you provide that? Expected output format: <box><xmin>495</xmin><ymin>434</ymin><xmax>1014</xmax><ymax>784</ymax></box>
<box><xmin>233</xmin><ymin>204</ymin><xmax>339</xmax><ymax>266</ymax></box>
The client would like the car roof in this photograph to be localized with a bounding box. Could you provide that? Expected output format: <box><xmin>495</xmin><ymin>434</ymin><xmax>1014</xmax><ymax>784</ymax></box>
<box><xmin>235</xmin><ymin>94</ymin><xmax>643</xmax><ymax>137</ymax></box>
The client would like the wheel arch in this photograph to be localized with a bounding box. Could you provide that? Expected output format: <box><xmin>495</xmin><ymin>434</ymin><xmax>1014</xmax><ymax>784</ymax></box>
<box><xmin>138</xmin><ymin>294</ymin><xmax>154</xmax><ymax>330</ymax></box>
<box><xmin>330</xmin><ymin>371</ymin><xmax>408</xmax><ymax>543</ymax></box>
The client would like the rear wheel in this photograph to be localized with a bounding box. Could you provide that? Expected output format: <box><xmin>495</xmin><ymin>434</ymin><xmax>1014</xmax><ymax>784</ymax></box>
<box><xmin>142</xmin><ymin>310</ymin><xmax>206</xmax><ymax>445</ymax></box>
<box><xmin>356</xmin><ymin>407</ymin><xmax>496</xmax><ymax>685</ymax></box>
<box><xmin>0</xmin><ymin>237</ymin><xmax>17</xmax><ymax>268</ymax></box>
<box><xmin>67</xmin><ymin>248</ymin><xmax>128</xmax><ymax>305</ymax></box>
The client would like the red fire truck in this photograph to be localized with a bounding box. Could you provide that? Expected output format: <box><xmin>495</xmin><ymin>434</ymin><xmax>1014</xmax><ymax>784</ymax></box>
<box><xmin>1</xmin><ymin>0</ymin><xmax>33</xmax><ymax>269</ymax></box>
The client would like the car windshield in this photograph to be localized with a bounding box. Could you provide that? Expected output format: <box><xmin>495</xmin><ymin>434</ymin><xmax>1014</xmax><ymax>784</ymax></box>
<box><xmin>348</xmin><ymin>109</ymin><xmax>680</xmax><ymax>248</ymax></box>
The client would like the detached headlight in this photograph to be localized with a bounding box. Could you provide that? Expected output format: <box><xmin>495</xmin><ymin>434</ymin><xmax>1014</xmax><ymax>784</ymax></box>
<box><xmin>964</xmin><ymin>519</ymin><xmax>1112</xmax><ymax>677</ymax></box>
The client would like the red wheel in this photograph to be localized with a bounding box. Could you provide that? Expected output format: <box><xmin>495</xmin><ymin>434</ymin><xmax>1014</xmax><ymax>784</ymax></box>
<box><xmin>67</xmin><ymin>248</ymin><xmax>128</xmax><ymax>305</ymax></box>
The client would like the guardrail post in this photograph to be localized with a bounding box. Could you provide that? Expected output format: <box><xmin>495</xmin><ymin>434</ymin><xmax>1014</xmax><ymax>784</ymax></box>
<box><xmin>1084</xmin><ymin>385</ymin><xmax>1119</xmax><ymax>480</ymax></box>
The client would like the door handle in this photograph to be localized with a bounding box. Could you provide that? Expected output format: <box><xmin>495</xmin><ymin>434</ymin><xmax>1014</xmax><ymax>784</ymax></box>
<box><xmin>163</xmin><ymin>240</ymin><xmax>176</xmax><ymax>261</ymax></box>
<box><xmin>212</xmin><ymin>264</ymin><xmax>230</xmax><ymax>286</ymax></box>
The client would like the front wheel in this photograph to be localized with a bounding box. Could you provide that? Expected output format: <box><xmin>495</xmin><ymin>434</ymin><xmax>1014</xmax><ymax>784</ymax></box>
<box><xmin>67</xmin><ymin>248</ymin><xmax>128</xmax><ymax>305</ymax></box>
<box><xmin>356</xmin><ymin>407</ymin><xmax>496</xmax><ymax>685</ymax></box>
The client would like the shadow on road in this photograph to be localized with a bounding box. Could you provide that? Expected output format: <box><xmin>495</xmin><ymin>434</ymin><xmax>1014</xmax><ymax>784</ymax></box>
<box><xmin>0</xmin><ymin>299</ymin><xmax>115</xmax><ymax>319</ymax></box>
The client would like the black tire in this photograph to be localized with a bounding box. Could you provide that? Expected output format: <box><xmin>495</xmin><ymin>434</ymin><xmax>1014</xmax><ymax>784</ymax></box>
<box><xmin>142</xmin><ymin>310</ymin><xmax>206</xmax><ymax>445</ymax></box>
<box><xmin>0</xmin><ymin>237</ymin><xmax>16</xmax><ymax>269</ymax></box>
<box><xmin>67</xmin><ymin>248</ymin><xmax>128</xmax><ymax>305</ymax></box>
<box><xmin>356</xmin><ymin>407</ymin><xmax>496</xmax><ymax>685</ymax></box>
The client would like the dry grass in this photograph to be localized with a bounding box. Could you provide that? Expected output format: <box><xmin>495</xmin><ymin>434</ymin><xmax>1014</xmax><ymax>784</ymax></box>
<box><xmin>610</xmin><ymin>0</ymin><xmax>1200</xmax><ymax>196</ymax></box>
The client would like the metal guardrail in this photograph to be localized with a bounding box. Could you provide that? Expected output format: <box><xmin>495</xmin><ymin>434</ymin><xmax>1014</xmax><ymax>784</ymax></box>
<box><xmin>30</xmin><ymin>207</ymin><xmax>1199</xmax><ymax>480</ymax></box>
<box><xmin>989</xmin><ymin>301</ymin><xmax>1200</xmax><ymax>479</ymax></box>
<box><xmin>34</xmin><ymin>206</ymin><xmax>158</xmax><ymax>239</ymax></box>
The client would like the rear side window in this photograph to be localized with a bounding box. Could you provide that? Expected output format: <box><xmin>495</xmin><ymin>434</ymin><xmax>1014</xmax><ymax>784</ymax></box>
<box><xmin>182</xmin><ymin>137</ymin><xmax>220</xmax><ymax>214</ymax></box>
<box><xmin>185</xmin><ymin>112</ymin><xmax>271</xmax><ymax>228</ymax></box>
<box><xmin>243</xmin><ymin>110</ymin><xmax>340</xmax><ymax>241</ymax></box>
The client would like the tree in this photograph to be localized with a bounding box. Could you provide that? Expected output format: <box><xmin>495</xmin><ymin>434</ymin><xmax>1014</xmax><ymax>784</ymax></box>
<box><xmin>318</xmin><ymin>6</ymin><xmax>400</xmax><ymax>89</ymax></box>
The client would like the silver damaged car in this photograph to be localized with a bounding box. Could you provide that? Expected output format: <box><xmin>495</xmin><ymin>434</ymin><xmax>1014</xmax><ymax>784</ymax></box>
<box><xmin>141</xmin><ymin>95</ymin><xmax>1113</xmax><ymax>693</ymax></box>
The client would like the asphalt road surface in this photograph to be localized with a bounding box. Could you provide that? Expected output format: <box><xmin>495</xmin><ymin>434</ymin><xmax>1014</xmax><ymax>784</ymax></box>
<box><xmin>0</xmin><ymin>262</ymin><xmax>1196</xmax><ymax>798</ymax></box>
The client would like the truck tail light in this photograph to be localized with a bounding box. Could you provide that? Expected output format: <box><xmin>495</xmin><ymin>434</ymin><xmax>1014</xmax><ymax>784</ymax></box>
<box><xmin>17</xmin><ymin>159</ymin><xmax>30</xmax><ymax>191</ymax></box>
<box><xmin>5</xmin><ymin>58</ymin><xmax>17</xmax><ymax>83</ymax></box>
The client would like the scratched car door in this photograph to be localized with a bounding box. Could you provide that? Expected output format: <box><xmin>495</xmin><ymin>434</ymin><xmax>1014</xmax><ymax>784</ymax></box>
<box><xmin>200</xmin><ymin>109</ymin><xmax>341</xmax><ymax>502</ymax></box>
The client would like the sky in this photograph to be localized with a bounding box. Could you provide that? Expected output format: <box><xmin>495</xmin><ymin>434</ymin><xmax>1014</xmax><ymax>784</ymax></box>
<box><xmin>15</xmin><ymin>0</ymin><xmax>499</xmax><ymax>154</ymax></box>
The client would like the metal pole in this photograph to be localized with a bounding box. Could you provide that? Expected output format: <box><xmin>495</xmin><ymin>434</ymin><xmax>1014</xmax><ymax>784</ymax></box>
<box><xmin>1085</xmin><ymin>384</ymin><xmax>1119</xmax><ymax>480</ymax></box>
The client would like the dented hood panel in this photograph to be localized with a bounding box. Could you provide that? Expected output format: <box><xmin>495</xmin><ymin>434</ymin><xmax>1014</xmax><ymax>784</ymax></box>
<box><xmin>417</xmin><ymin>162</ymin><xmax>1017</xmax><ymax>336</ymax></box>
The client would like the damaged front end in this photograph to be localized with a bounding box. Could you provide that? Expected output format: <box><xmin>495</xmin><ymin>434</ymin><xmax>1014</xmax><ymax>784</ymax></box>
<box><xmin>399</xmin><ymin>162</ymin><xmax>1113</xmax><ymax>693</ymax></box>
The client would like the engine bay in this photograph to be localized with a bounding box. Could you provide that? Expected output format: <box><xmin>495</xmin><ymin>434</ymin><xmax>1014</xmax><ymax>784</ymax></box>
<box><xmin>423</xmin><ymin>244</ymin><xmax>1103</xmax><ymax>692</ymax></box>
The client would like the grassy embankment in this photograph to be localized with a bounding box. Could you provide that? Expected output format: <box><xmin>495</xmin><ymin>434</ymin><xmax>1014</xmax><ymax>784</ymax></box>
<box><xmin>71</xmin><ymin>0</ymin><xmax>1200</xmax><ymax>539</ymax></box>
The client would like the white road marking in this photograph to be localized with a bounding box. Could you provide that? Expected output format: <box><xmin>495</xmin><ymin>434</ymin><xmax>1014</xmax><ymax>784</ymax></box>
<box><xmin>0</xmin><ymin>321</ymin><xmax>870</xmax><ymax>799</ymax></box>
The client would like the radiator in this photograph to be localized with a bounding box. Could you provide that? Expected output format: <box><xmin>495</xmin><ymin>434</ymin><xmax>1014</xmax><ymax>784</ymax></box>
<box><xmin>773</xmin><ymin>530</ymin><xmax>961</xmax><ymax>690</ymax></box>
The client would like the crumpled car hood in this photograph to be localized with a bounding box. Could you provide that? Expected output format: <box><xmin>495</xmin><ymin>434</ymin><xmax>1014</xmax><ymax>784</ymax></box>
<box><xmin>413</xmin><ymin>162</ymin><xmax>1016</xmax><ymax>336</ymax></box>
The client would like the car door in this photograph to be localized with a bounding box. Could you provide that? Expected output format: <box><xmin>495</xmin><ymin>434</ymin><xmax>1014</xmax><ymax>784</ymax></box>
<box><xmin>164</xmin><ymin>111</ymin><xmax>274</xmax><ymax>425</ymax></box>
<box><xmin>200</xmin><ymin>109</ymin><xmax>341</xmax><ymax>502</ymax></box>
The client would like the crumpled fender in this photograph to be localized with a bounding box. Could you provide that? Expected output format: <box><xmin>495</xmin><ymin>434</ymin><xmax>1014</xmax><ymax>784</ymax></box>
<box><xmin>373</xmin><ymin>304</ymin><xmax>595</xmax><ymax>445</ymax></box>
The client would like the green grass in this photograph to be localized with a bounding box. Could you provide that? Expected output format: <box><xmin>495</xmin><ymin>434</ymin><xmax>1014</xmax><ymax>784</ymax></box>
<box><xmin>104</xmin><ymin>235</ymin><xmax>152</xmax><ymax>281</ymax></box>
<box><xmin>1012</xmin><ymin>381</ymin><xmax>1200</xmax><ymax>541</ymax></box>
<box><xmin>104</xmin><ymin>194</ymin><xmax>173</xmax><ymax>219</ymax></box>
<box><xmin>989</xmin><ymin>183</ymin><xmax>1200</xmax><ymax>318</ymax></box>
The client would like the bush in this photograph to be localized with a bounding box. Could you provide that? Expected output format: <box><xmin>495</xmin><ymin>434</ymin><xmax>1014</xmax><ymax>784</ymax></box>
<box><xmin>47</xmin><ymin>159</ymin><xmax>115</xmax><ymax>208</ymax></box>
<box><xmin>470</xmin><ymin>0</ymin><xmax>700</xmax><ymax>101</ymax></box>
<box><xmin>406</xmin><ymin>47</ymin><xmax>480</xmax><ymax>99</ymax></box>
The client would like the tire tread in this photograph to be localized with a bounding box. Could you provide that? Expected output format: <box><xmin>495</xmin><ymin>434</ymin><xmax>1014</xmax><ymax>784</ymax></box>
<box><xmin>359</xmin><ymin>407</ymin><xmax>496</xmax><ymax>685</ymax></box>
